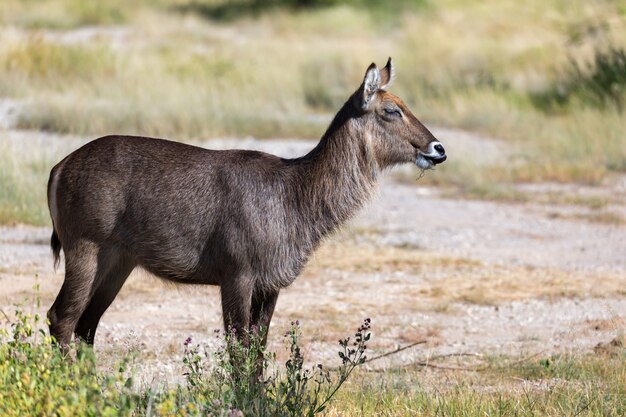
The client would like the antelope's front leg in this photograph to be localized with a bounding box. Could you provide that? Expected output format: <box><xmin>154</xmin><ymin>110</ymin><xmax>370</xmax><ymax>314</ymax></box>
<box><xmin>250</xmin><ymin>288</ymin><xmax>279</xmax><ymax>378</ymax></box>
<box><xmin>250</xmin><ymin>288</ymin><xmax>280</xmax><ymax>346</ymax></box>
<box><xmin>220</xmin><ymin>279</ymin><xmax>253</xmax><ymax>339</ymax></box>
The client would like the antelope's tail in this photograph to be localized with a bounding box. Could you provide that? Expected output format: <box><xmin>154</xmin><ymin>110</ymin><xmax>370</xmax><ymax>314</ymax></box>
<box><xmin>51</xmin><ymin>228</ymin><xmax>61</xmax><ymax>270</ymax></box>
<box><xmin>48</xmin><ymin>159</ymin><xmax>65</xmax><ymax>271</ymax></box>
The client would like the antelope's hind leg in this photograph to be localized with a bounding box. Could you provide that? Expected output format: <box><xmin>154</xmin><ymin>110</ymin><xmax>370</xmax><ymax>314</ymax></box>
<box><xmin>48</xmin><ymin>242</ymin><xmax>133</xmax><ymax>348</ymax></box>
<box><xmin>48</xmin><ymin>241</ymin><xmax>100</xmax><ymax>348</ymax></box>
<box><xmin>75</xmin><ymin>249</ymin><xmax>135</xmax><ymax>345</ymax></box>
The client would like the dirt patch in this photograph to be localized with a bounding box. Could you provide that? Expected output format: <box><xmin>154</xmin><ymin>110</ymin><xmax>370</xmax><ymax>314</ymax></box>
<box><xmin>593</xmin><ymin>336</ymin><xmax>624</xmax><ymax>357</ymax></box>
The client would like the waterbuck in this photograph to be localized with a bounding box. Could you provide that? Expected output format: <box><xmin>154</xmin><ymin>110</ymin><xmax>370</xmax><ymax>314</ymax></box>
<box><xmin>47</xmin><ymin>58</ymin><xmax>446</xmax><ymax>348</ymax></box>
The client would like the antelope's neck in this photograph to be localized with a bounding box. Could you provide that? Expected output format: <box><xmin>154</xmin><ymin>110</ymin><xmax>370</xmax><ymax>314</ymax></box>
<box><xmin>291</xmin><ymin>107</ymin><xmax>379</xmax><ymax>240</ymax></box>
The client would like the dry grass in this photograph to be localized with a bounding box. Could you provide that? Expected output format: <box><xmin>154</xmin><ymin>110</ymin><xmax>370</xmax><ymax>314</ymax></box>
<box><xmin>534</xmin><ymin>192</ymin><xmax>615</xmax><ymax>210</ymax></box>
<box><xmin>419</xmin><ymin>266</ymin><xmax>626</xmax><ymax>306</ymax></box>
<box><xmin>1</xmin><ymin>1</ymin><xmax>626</xmax><ymax>224</ymax></box>
<box><xmin>0</xmin><ymin>140</ymin><xmax>56</xmax><ymax>225</ymax></box>
<box><xmin>306</xmin><ymin>243</ymin><xmax>481</xmax><ymax>275</ymax></box>
<box><xmin>305</xmin><ymin>242</ymin><xmax>626</xmax><ymax>309</ymax></box>
<box><xmin>0</xmin><ymin>0</ymin><xmax>128</xmax><ymax>29</ymax></box>
<box><xmin>546</xmin><ymin>210</ymin><xmax>626</xmax><ymax>226</ymax></box>
<box><xmin>0</xmin><ymin>5</ymin><xmax>381</xmax><ymax>139</ymax></box>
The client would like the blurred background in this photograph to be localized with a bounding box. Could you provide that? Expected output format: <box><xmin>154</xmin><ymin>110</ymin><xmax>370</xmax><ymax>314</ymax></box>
<box><xmin>1</xmin><ymin>3</ymin><xmax>625</xmax><ymax>413</ymax></box>
<box><xmin>1</xmin><ymin>0</ymin><xmax>626</xmax><ymax>225</ymax></box>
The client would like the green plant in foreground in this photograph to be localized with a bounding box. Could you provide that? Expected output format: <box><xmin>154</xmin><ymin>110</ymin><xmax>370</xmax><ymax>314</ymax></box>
<box><xmin>181</xmin><ymin>318</ymin><xmax>371</xmax><ymax>416</ymax></box>
<box><xmin>0</xmin><ymin>302</ymin><xmax>140</xmax><ymax>416</ymax></box>
<box><xmin>0</xmin><ymin>299</ymin><xmax>371</xmax><ymax>416</ymax></box>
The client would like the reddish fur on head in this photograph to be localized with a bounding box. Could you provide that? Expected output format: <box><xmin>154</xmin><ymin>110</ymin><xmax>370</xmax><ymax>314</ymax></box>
<box><xmin>352</xmin><ymin>58</ymin><xmax>442</xmax><ymax>169</ymax></box>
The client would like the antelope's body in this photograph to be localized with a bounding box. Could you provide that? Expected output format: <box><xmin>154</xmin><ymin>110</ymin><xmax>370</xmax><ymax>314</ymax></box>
<box><xmin>47</xmin><ymin>58</ymin><xmax>446</xmax><ymax>347</ymax></box>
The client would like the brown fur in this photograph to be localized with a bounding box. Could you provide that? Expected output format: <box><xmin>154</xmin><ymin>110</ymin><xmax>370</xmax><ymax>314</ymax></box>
<box><xmin>46</xmin><ymin>58</ymin><xmax>445</xmax><ymax>348</ymax></box>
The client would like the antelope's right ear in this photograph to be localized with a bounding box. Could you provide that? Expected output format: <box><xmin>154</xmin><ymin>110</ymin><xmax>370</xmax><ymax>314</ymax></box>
<box><xmin>355</xmin><ymin>63</ymin><xmax>380</xmax><ymax>111</ymax></box>
<box><xmin>379</xmin><ymin>57</ymin><xmax>395</xmax><ymax>90</ymax></box>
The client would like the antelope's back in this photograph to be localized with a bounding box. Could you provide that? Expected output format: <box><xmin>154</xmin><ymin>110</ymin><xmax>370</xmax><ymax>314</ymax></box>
<box><xmin>48</xmin><ymin>135</ymin><xmax>292</xmax><ymax>281</ymax></box>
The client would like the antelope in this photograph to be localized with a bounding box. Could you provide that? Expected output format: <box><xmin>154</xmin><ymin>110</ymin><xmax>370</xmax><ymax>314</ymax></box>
<box><xmin>47</xmin><ymin>58</ymin><xmax>446</xmax><ymax>349</ymax></box>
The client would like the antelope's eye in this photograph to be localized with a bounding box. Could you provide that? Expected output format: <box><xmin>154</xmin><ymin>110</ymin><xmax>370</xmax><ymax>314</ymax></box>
<box><xmin>383</xmin><ymin>107</ymin><xmax>402</xmax><ymax>118</ymax></box>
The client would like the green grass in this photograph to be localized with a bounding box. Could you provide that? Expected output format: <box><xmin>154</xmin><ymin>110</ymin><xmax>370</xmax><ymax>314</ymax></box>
<box><xmin>327</xmin><ymin>350</ymin><xmax>626</xmax><ymax>416</ymax></box>
<box><xmin>0</xmin><ymin>0</ymin><xmax>131</xmax><ymax>29</ymax></box>
<box><xmin>0</xmin><ymin>140</ymin><xmax>55</xmax><ymax>225</ymax></box>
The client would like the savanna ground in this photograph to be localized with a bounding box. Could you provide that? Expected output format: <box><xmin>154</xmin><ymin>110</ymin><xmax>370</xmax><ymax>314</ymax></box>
<box><xmin>0</xmin><ymin>0</ymin><xmax>625</xmax><ymax>415</ymax></box>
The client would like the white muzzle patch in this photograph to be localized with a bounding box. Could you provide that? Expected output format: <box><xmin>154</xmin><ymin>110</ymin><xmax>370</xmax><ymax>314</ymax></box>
<box><xmin>415</xmin><ymin>154</ymin><xmax>433</xmax><ymax>170</ymax></box>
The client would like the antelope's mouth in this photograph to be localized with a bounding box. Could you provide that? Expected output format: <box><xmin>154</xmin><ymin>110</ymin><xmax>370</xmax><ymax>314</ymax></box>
<box><xmin>415</xmin><ymin>141</ymin><xmax>447</xmax><ymax>169</ymax></box>
<box><xmin>422</xmin><ymin>154</ymin><xmax>447</xmax><ymax>165</ymax></box>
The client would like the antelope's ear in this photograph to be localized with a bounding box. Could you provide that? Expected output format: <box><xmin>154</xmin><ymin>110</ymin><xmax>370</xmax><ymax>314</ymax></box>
<box><xmin>379</xmin><ymin>57</ymin><xmax>395</xmax><ymax>90</ymax></box>
<box><xmin>356</xmin><ymin>62</ymin><xmax>380</xmax><ymax>110</ymax></box>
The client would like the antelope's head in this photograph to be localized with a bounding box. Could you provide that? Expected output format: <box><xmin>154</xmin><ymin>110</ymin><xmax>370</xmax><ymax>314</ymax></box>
<box><xmin>352</xmin><ymin>58</ymin><xmax>446</xmax><ymax>170</ymax></box>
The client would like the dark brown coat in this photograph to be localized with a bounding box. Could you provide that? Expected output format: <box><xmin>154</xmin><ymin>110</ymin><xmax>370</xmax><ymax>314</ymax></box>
<box><xmin>47</xmin><ymin>58</ymin><xmax>446</xmax><ymax>347</ymax></box>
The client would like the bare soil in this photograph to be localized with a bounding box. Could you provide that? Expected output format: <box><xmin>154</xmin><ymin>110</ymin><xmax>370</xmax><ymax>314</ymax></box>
<box><xmin>1</xmin><ymin>128</ymin><xmax>624</xmax><ymax>384</ymax></box>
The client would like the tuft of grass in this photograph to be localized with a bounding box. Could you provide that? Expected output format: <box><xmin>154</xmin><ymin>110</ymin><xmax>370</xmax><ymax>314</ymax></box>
<box><xmin>532</xmin><ymin>46</ymin><xmax>626</xmax><ymax>112</ymax></box>
<box><xmin>0</xmin><ymin>36</ymin><xmax>116</xmax><ymax>97</ymax></box>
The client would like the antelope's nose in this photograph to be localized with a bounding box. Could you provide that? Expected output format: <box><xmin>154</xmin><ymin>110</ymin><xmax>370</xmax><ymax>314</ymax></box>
<box><xmin>422</xmin><ymin>141</ymin><xmax>447</xmax><ymax>165</ymax></box>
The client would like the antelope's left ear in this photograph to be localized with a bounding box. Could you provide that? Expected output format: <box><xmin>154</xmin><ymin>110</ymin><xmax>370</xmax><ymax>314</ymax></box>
<box><xmin>356</xmin><ymin>62</ymin><xmax>381</xmax><ymax>110</ymax></box>
<box><xmin>379</xmin><ymin>57</ymin><xmax>395</xmax><ymax>90</ymax></box>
